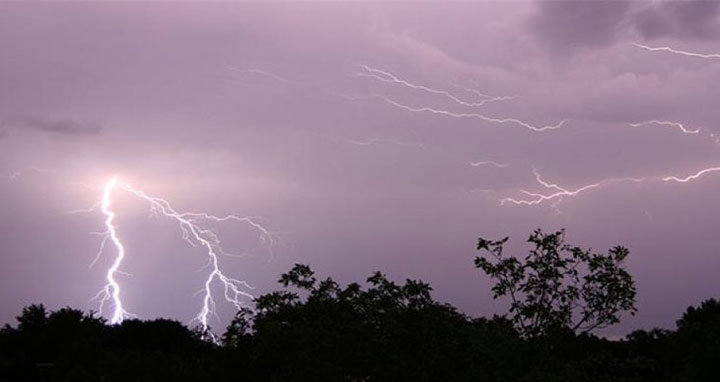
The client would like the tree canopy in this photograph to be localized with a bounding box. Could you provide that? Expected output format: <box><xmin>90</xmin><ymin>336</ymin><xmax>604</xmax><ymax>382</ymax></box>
<box><xmin>0</xmin><ymin>229</ymin><xmax>717</xmax><ymax>381</ymax></box>
<box><xmin>475</xmin><ymin>229</ymin><xmax>636</xmax><ymax>337</ymax></box>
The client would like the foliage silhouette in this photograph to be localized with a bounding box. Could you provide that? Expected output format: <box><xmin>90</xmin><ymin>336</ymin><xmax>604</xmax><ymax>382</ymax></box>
<box><xmin>475</xmin><ymin>229</ymin><xmax>637</xmax><ymax>337</ymax></box>
<box><xmin>0</xmin><ymin>229</ymin><xmax>718</xmax><ymax>381</ymax></box>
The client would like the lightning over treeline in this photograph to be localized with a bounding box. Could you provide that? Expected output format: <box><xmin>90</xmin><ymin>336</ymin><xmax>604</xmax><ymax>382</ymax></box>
<box><xmin>89</xmin><ymin>176</ymin><xmax>274</xmax><ymax>339</ymax></box>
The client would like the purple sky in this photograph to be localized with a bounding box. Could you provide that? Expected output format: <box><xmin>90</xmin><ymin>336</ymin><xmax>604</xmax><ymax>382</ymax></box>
<box><xmin>2</xmin><ymin>1</ymin><xmax>720</xmax><ymax>336</ymax></box>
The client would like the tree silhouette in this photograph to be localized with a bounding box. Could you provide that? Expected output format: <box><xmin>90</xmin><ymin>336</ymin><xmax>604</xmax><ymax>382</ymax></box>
<box><xmin>5</xmin><ymin>237</ymin><xmax>720</xmax><ymax>381</ymax></box>
<box><xmin>667</xmin><ymin>298</ymin><xmax>720</xmax><ymax>381</ymax></box>
<box><xmin>474</xmin><ymin>229</ymin><xmax>636</xmax><ymax>337</ymax></box>
<box><xmin>227</xmin><ymin>263</ymin><xmax>499</xmax><ymax>381</ymax></box>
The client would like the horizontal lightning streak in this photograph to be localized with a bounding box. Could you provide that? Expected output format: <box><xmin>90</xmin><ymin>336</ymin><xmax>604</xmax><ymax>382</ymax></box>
<box><xmin>451</xmin><ymin>82</ymin><xmax>516</xmax><ymax>103</ymax></box>
<box><xmin>345</xmin><ymin>138</ymin><xmax>426</xmax><ymax>150</ymax></box>
<box><xmin>661</xmin><ymin>167</ymin><xmax>720</xmax><ymax>183</ymax></box>
<box><xmin>379</xmin><ymin>96</ymin><xmax>568</xmax><ymax>132</ymax></box>
<box><xmin>357</xmin><ymin>65</ymin><xmax>512</xmax><ymax>107</ymax></box>
<box><xmin>500</xmin><ymin>170</ymin><xmax>643</xmax><ymax>206</ymax></box>
<box><xmin>633</xmin><ymin>43</ymin><xmax>720</xmax><ymax>59</ymax></box>
<box><xmin>502</xmin><ymin>165</ymin><xmax>720</xmax><ymax>206</ymax></box>
<box><xmin>469</xmin><ymin>160</ymin><xmax>510</xmax><ymax>168</ymax></box>
<box><xmin>629</xmin><ymin>120</ymin><xmax>700</xmax><ymax>135</ymax></box>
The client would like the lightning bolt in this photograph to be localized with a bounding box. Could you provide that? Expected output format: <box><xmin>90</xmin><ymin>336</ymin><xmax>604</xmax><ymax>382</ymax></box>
<box><xmin>450</xmin><ymin>82</ymin><xmax>516</xmax><ymax>104</ymax></box>
<box><xmin>660</xmin><ymin>166</ymin><xmax>720</xmax><ymax>183</ymax></box>
<box><xmin>501</xmin><ymin>165</ymin><xmax>720</xmax><ymax>206</ymax></box>
<box><xmin>354</xmin><ymin>66</ymin><xmax>567</xmax><ymax>131</ymax></box>
<box><xmin>378</xmin><ymin>96</ymin><xmax>568</xmax><ymax>132</ymax></box>
<box><xmin>500</xmin><ymin>169</ymin><xmax>644</xmax><ymax>206</ymax></box>
<box><xmin>633</xmin><ymin>43</ymin><xmax>720</xmax><ymax>59</ymax></box>
<box><xmin>469</xmin><ymin>160</ymin><xmax>510</xmax><ymax>168</ymax></box>
<box><xmin>90</xmin><ymin>177</ymin><xmax>273</xmax><ymax>339</ymax></box>
<box><xmin>629</xmin><ymin>120</ymin><xmax>700</xmax><ymax>135</ymax></box>
<box><xmin>92</xmin><ymin>177</ymin><xmax>131</xmax><ymax>324</ymax></box>
<box><xmin>356</xmin><ymin>65</ymin><xmax>513</xmax><ymax>107</ymax></box>
<box><xmin>325</xmin><ymin>88</ymin><xmax>566</xmax><ymax>133</ymax></box>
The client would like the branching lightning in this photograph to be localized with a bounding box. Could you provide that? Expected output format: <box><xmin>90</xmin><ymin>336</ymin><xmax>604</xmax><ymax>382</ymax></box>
<box><xmin>501</xmin><ymin>165</ymin><xmax>720</xmax><ymax>207</ymax></box>
<box><xmin>500</xmin><ymin>169</ymin><xmax>644</xmax><ymax>206</ymax></box>
<box><xmin>353</xmin><ymin>65</ymin><xmax>566</xmax><ymax>132</ymax></box>
<box><xmin>356</xmin><ymin>65</ymin><xmax>513</xmax><ymax>107</ymax></box>
<box><xmin>378</xmin><ymin>96</ymin><xmax>568</xmax><ymax>132</ymax></box>
<box><xmin>90</xmin><ymin>176</ymin><xmax>273</xmax><ymax>339</ymax></box>
<box><xmin>633</xmin><ymin>43</ymin><xmax>720</xmax><ymax>59</ymax></box>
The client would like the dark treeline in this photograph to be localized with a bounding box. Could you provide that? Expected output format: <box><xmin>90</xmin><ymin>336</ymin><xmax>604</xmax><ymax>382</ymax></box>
<box><xmin>1</xmin><ymin>229</ymin><xmax>719</xmax><ymax>381</ymax></box>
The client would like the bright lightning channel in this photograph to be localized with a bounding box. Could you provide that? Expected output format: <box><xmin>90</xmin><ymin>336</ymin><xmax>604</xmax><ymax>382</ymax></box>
<box><xmin>660</xmin><ymin>166</ymin><xmax>720</xmax><ymax>183</ymax></box>
<box><xmin>501</xmin><ymin>165</ymin><xmax>720</xmax><ymax>206</ymax></box>
<box><xmin>92</xmin><ymin>177</ymin><xmax>132</xmax><ymax>324</ymax></box>
<box><xmin>633</xmin><ymin>43</ymin><xmax>720</xmax><ymax>59</ymax></box>
<box><xmin>91</xmin><ymin>176</ymin><xmax>273</xmax><ymax>339</ymax></box>
<box><xmin>500</xmin><ymin>169</ymin><xmax>643</xmax><ymax>206</ymax></box>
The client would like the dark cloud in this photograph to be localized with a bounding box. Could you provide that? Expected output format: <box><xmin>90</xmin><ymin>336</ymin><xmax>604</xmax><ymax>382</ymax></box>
<box><xmin>2</xmin><ymin>115</ymin><xmax>101</xmax><ymax>135</ymax></box>
<box><xmin>633</xmin><ymin>1</ymin><xmax>720</xmax><ymax>41</ymax></box>
<box><xmin>529</xmin><ymin>1</ymin><xmax>632</xmax><ymax>50</ymax></box>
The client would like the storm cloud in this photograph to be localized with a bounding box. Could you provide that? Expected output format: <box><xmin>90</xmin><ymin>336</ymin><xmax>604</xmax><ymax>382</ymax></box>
<box><xmin>2</xmin><ymin>115</ymin><xmax>101</xmax><ymax>136</ymax></box>
<box><xmin>528</xmin><ymin>1</ymin><xmax>633</xmax><ymax>50</ymax></box>
<box><xmin>633</xmin><ymin>1</ymin><xmax>720</xmax><ymax>41</ymax></box>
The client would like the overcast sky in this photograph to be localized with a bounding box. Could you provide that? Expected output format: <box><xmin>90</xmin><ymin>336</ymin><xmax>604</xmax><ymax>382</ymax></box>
<box><xmin>2</xmin><ymin>1</ymin><xmax>720</xmax><ymax>336</ymax></box>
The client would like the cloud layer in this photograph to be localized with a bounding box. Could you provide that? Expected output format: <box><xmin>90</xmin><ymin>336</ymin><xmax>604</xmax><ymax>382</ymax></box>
<box><xmin>1</xmin><ymin>1</ymin><xmax>719</xmax><ymax>336</ymax></box>
<box><xmin>2</xmin><ymin>115</ymin><xmax>101</xmax><ymax>135</ymax></box>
